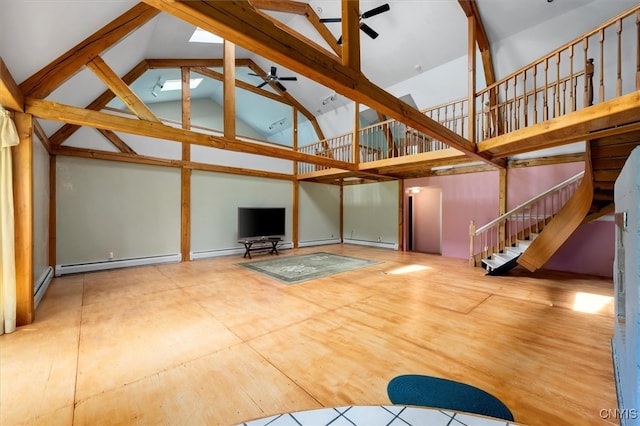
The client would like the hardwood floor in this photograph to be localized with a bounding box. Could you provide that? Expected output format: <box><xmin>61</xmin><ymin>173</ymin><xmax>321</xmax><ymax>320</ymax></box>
<box><xmin>0</xmin><ymin>245</ymin><xmax>616</xmax><ymax>426</ymax></box>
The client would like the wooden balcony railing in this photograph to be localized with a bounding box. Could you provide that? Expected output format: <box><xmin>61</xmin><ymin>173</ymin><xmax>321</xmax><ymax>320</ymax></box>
<box><xmin>475</xmin><ymin>4</ymin><xmax>640</xmax><ymax>142</ymax></box>
<box><xmin>469</xmin><ymin>172</ymin><xmax>584</xmax><ymax>266</ymax></box>
<box><xmin>296</xmin><ymin>5</ymin><xmax>640</xmax><ymax>174</ymax></box>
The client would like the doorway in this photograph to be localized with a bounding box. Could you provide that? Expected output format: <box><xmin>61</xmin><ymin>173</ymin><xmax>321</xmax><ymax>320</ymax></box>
<box><xmin>409</xmin><ymin>187</ymin><xmax>442</xmax><ymax>254</ymax></box>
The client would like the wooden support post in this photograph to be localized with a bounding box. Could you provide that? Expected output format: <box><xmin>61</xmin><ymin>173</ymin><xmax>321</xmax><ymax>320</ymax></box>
<box><xmin>341</xmin><ymin>0</ymin><xmax>361</xmax><ymax>72</ymax></box>
<box><xmin>223</xmin><ymin>40</ymin><xmax>236</xmax><ymax>139</ymax></box>
<box><xmin>181</xmin><ymin>67</ymin><xmax>191</xmax><ymax>262</ymax></box>
<box><xmin>48</xmin><ymin>155</ymin><xmax>56</xmax><ymax>268</ymax></box>
<box><xmin>353</xmin><ymin>102</ymin><xmax>360</xmax><ymax>165</ymax></box>
<box><xmin>468</xmin><ymin>16</ymin><xmax>477</xmax><ymax>144</ymax></box>
<box><xmin>469</xmin><ymin>220</ymin><xmax>476</xmax><ymax>266</ymax></box>
<box><xmin>12</xmin><ymin>112</ymin><xmax>34</xmax><ymax>325</ymax></box>
<box><xmin>340</xmin><ymin>182</ymin><xmax>344</xmax><ymax>243</ymax></box>
<box><xmin>292</xmin><ymin>109</ymin><xmax>299</xmax><ymax>249</ymax></box>
<box><xmin>293</xmin><ymin>179</ymin><xmax>299</xmax><ymax>249</ymax></box>
<box><xmin>498</xmin><ymin>168</ymin><xmax>507</xmax><ymax>251</ymax></box>
<box><xmin>398</xmin><ymin>180</ymin><xmax>404</xmax><ymax>251</ymax></box>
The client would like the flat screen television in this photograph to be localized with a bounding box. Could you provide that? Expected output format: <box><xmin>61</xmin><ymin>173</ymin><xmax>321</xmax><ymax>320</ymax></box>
<box><xmin>237</xmin><ymin>207</ymin><xmax>286</xmax><ymax>240</ymax></box>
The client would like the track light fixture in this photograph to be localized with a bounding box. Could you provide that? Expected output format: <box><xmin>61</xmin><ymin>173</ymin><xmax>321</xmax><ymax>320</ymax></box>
<box><xmin>268</xmin><ymin>117</ymin><xmax>287</xmax><ymax>130</ymax></box>
<box><xmin>322</xmin><ymin>93</ymin><xmax>337</xmax><ymax>105</ymax></box>
<box><xmin>150</xmin><ymin>77</ymin><xmax>163</xmax><ymax>98</ymax></box>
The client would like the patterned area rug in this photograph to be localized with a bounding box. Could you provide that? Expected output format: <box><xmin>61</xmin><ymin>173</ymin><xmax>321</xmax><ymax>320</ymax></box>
<box><xmin>237</xmin><ymin>252</ymin><xmax>380</xmax><ymax>285</ymax></box>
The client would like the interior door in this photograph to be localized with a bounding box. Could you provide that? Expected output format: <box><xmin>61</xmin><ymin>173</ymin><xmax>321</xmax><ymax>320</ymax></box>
<box><xmin>413</xmin><ymin>187</ymin><xmax>442</xmax><ymax>254</ymax></box>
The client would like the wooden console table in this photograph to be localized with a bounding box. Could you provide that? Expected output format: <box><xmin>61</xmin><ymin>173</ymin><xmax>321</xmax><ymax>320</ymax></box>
<box><xmin>239</xmin><ymin>237</ymin><xmax>282</xmax><ymax>259</ymax></box>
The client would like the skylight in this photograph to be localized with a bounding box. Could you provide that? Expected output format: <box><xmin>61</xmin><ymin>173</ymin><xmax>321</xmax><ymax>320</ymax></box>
<box><xmin>189</xmin><ymin>27</ymin><xmax>224</xmax><ymax>44</ymax></box>
<box><xmin>161</xmin><ymin>78</ymin><xmax>203</xmax><ymax>91</ymax></box>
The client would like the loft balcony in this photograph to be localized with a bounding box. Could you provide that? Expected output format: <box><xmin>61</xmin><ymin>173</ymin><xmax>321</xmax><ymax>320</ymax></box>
<box><xmin>296</xmin><ymin>4</ymin><xmax>640</xmax><ymax>184</ymax></box>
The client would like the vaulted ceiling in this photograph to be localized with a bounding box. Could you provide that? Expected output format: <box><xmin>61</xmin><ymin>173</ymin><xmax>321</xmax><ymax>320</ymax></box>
<box><xmin>0</xmin><ymin>0</ymin><xmax>635</xmax><ymax>143</ymax></box>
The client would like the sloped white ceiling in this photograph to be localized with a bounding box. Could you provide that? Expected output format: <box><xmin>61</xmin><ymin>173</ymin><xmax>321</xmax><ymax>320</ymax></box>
<box><xmin>0</xmin><ymin>0</ymin><xmax>637</xmax><ymax>142</ymax></box>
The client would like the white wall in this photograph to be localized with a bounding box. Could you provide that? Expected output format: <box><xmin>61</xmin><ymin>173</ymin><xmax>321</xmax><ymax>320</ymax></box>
<box><xmin>190</xmin><ymin>171</ymin><xmax>292</xmax><ymax>255</ymax></box>
<box><xmin>343</xmin><ymin>181</ymin><xmax>399</xmax><ymax>248</ymax></box>
<box><xmin>613</xmin><ymin>146</ymin><xmax>640</xmax><ymax>425</ymax></box>
<box><xmin>56</xmin><ymin>156</ymin><xmax>181</xmax><ymax>265</ymax></box>
<box><xmin>491</xmin><ymin>0</ymin><xmax>638</xmax><ymax>81</ymax></box>
<box><xmin>298</xmin><ymin>182</ymin><xmax>340</xmax><ymax>245</ymax></box>
<box><xmin>33</xmin><ymin>136</ymin><xmax>51</xmax><ymax>292</ymax></box>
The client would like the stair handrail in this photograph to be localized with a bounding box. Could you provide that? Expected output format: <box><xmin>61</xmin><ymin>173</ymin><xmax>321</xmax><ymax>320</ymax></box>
<box><xmin>469</xmin><ymin>171</ymin><xmax>584</xmax><ymax>266</ymax></box>
<box><xmin>474</xmin><ymin>171</ymin><xmax>584</xmax><ymax>235</ymax></box>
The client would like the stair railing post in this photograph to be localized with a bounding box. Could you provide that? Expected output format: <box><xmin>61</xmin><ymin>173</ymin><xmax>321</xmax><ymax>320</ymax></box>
<box><xmin>469</xmin><ymin>220</ymin><xmax>476</xmax><ymax>266</ymax></box>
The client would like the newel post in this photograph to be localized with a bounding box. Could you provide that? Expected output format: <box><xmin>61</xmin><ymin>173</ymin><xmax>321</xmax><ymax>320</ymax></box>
<box><xmin>469</xmin><ymin>220</ymin><xmax>476</xmax><ymax>267</ymax></box>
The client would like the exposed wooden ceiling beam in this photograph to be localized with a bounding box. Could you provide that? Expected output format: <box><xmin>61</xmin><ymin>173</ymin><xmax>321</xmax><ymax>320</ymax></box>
<box><xmin>249</xmin><ymin>0</ymin><xmax>308</xmax><ymax>15</ymax></box>
<box><xmin>141</xmin><ymin>0</ymin><xmax>499</xmax><ymax>167</ymax></box>
<box><xmin>32</xmin><ymin>119</ymin><xmax>51</xmax><ymax>153</ymax></box>
<box><xmin>148</xmin><ymin>57</ymin><xmax>325</xmax><ymax>139</ymax></box>
<box><xmin>250</xmin><ymin>1</ymin><xmax>342</xmax><ymax>56</ymax></box>
<box><xmin>49</xmin><ymin>60</ymin><xmax>150</xmax><ymax>146</ymax></box>
<box><xmin>458</xmin><ymin>0</ymin><xmax>495</xmax><ymax>86</ymax></box>
<box><xmin>26</xmin><ymin>98</ymin><xmax>355</xmax><ymax>170</ymax></box>
<box><xmin>303</xmin><ymin>3</ymin><xmax>342</xmax><ymax>57</ymax></box>
<box><xmin>53</xmin><ymin>144</ymin><xmax>295</xmax><ymax>181</ymax></box>
<box><xmin>341</xmin><ymin>0</ymin><xmax>361</xmax><ymax>71</ymax></box>
<box><xmin>0</xmin><ymin>57</ymin><xmax>23</xmax><ymax>111</ymax></box>
<box><xmin>97</xmin><ymin>129</ymin><xmax>137</xmax><ymax>154</ymax></box>
<box><xmin>192</xmin><ymin>66</ymin><xmax>286</xmax><ymax>104</ymax></box>
<box><xmin>245</xmin><ymin>61</ymin><xmax>325</xmax><ymax>140</ymax></box>
<box><xmin>53</xmin><ymin>145</ymin><xmax>181</xmax><ymax>168</ymax></box>
<box><xmin>19</xmin><ymin>3</ymin><xmax>160</xmax><ymax>99</ymax></box>
<box><xmin>87</xmin><ymin>56</ymin><xmax>161</xmax><ymax>123</ymax></box>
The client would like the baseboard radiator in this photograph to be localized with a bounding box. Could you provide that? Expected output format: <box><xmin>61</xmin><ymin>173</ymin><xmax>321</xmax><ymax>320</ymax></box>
<box><xmin>191</xmin><ymin>242</ymin><xmax>294</xmax><ymax>260</ymax></box>
<box><xmin>343</xmin><ymin>238</ymin><xmax>398</xmax><ymax>250</ymax></box>
<box><xmin>55</xmin><ymin>253</ymin><xmax>182</xmax><ymax>276</ymax></box>
<box><xmin>299</xmin><ymin>238</ymin><xmax>341</xmax><ymax>248</ymax></box>
<box><xmin>34</xmin><ymin>266</ymin><xmax>54</xmax><ymax>309</ymax></box>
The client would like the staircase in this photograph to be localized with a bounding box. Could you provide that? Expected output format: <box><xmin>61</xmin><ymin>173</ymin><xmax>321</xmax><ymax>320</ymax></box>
<box><xmin>588</xmin><ymin>130</ymin><xmax>640</xmax><ymax>220</ymax></box>
<box><xmin>482</xmin><ymin>234</ymin><xmax>536</xmax><ymax>276</ymax></box>
<box><xmin>469</xmin><ymin>172</ymin><xmax>584</xmax><ymax>274</ymax></box>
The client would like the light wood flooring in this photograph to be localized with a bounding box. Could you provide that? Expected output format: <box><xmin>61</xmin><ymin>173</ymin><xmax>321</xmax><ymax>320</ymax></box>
<box><xmin>0</xmin><ymin>244</ymin><xmax>617</xmax><ymax>426</ymax></box>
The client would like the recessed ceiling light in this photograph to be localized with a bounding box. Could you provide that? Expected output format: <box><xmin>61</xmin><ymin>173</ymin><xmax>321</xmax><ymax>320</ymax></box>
<box><xmin>189</xmin><ymin>27</ymin><xmax>224</xmax><ymax>44</ymax></box>
<box><xmin>161</xmin><ymin>78</ymin><xmax>203</xmax><ymax>91</ymax></box>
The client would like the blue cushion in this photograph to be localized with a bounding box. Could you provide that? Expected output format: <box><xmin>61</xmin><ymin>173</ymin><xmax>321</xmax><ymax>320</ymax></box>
<box><xmin>387</xmin><ymin>375</ymin><xmax>514</xmax><ymax>421</ymax></box>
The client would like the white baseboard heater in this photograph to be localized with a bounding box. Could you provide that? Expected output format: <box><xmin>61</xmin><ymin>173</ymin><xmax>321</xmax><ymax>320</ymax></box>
<box><xmin>55</xmin><ymin>253</ymin><xmax>181</xmax><ymax>276</ymax></box>
<box><xmin>34</xmin><ymin>266</ymin><xmax>54</xmax><ymax>309</ymax></box>
<box><xmin>343</xmin><ymin>238</ymin><xmax>398</xmax><ymax>250</ymax></box>
<box><xmin>299</xmin><ymin>238</ymin><xmax>341</xmax><ymax>248</ymax></box>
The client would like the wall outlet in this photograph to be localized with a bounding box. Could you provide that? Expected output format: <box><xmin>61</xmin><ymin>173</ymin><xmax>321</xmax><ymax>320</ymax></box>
<box><xmin>109</xmin><ymin>252</ymin><xmax>114</xmax><ymax>260</ymax></box>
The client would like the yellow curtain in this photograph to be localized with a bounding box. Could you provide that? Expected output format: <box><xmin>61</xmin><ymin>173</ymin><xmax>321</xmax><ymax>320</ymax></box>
<box><xmin>0</xmin><ymin>106</ymin><xmax>18</xmax><ymax>334</ymax></box>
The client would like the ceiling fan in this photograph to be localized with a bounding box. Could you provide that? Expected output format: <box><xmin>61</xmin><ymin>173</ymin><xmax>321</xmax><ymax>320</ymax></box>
<box><xmin>249</xmin><ymin>66</ymin><xmax>297</xmax><ymax>91</ymax></box>
<box><xmin>320</xmin><ymin>3</ymin><xmax>390</xmax><ymax>45</ymax></box>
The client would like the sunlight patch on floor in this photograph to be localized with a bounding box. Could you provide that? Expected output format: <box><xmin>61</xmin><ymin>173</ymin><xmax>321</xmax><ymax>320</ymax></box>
<box><xmin>386</xmin><ymin>264</ymin><xmax>431</xmax><ymax>275</ymax></box>
<box><xmin>573</xmin><ymin>292</ymin><xmax>613</xmax><ymax>314</ymax></box>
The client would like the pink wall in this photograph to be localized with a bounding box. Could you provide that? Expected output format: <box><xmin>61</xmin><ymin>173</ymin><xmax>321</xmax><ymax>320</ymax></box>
<box><xmin>405</xmin><ymin>171</ymin><xmax>499</xmax><ymax>258</ymax></box>
<box><xmin>545</xmin><ymin>219</ymin><xmax>614</xmax><ymax>277</ymax></box>
<box><xmin>404</xmin><ymin>162</ymin><xmax>614</xmax><ymax>277</ymax></box>
<box><xmin>507</xmin><ymin>162</ymin><xmax>584</xmax><ymax>209</ymax></box>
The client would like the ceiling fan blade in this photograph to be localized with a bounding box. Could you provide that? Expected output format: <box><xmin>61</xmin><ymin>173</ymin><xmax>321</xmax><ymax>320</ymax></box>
<box><xmin>320</xmin><ymin>17</ymin><xmax>342</xmax><ymax>23</ymax></box>
<box><xmin>270</xmin><ymin>66</ymin><xmax>277</xmax><ymax>76</ymax></box>
<box><xmin>257</xmin><ymin>81</ymin><xmax>268</xmax><ymax>89</ymax></box>
<box><xmin>275</xmin><ymin>81</ymin><xmax>287</xmax><ymax>92</ymax></box>
<box><xmin>360</xmin><ymin>23</ymin><xmax>379</xmax><ymax>39</ymax></box>
<box><xmin>278</xmin><ymin>76</ymin><xmax>297</xmax><ymax>81</ymax></box>
<box><xmin>361</xmin><ymin>3</ymin><xmax>390</xmax><ymax>19</ymax></box>
<box><xmin>248</xmin><ymin>72</ymin><xmax>262</xmax><ymax>77</ymax></box>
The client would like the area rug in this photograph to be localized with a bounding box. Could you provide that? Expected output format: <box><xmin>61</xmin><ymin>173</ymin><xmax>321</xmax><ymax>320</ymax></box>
<box><xmin>387</xmin><ymin>375</ymin><xmax>514</xmax><ymax>421</ymax></box>
<box><xmin>237</xmin><ymin>252</ymin><xmax>380</xmax><ymax>285</ymax></box>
